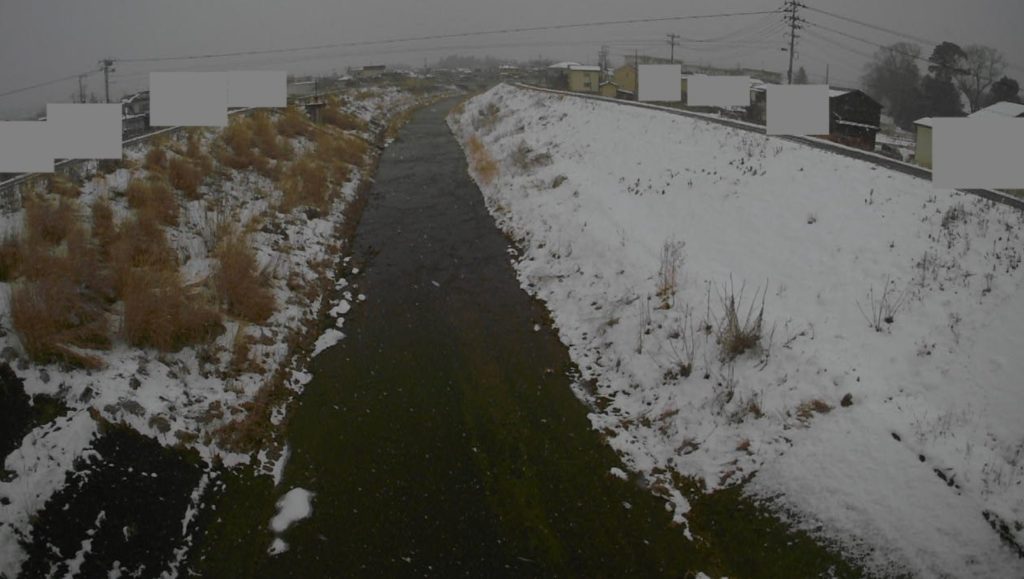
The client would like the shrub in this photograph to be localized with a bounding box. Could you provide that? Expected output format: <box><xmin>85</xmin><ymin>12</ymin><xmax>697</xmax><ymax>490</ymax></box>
<box><xmin>145</xmin><ymin>143</ymin><xmax>168</xmax><ymax>174</ymax></box>
<box><xmin>91</xmin><ymin>198</ymin><xmax>116</xmax><ymax>252</ymax></box>
<box><xmin>314</xmin><ymin>131</ymin><xmax>368</xmax><ymax>173</ymax></box>
<box><xmin>122</xmin><ymin>267</ymin><xmax>223</xmax><ymax>352</ymax></box>
<box><xmin>109</xmin><ymin>215</ymin><xmax>178</xmax><ymax>295</ymax></box>
<box><xmin>510</xmin><ymin>140</ymin><xmax>552</xmax><ymax>172</ymax></box>
<box><xmin>252</xmin><ymin>111</ymin><xmax>292</xmax><ymax>161</ymax></box>
<box><xmin>169</xmin><ymin>156</ymin><xmax>205</xmax><ymax>199</ymax></box>
<box><xmin>23</xmin><ymin>194</ymin><xmax>77</xmax><ymax>246</ymax></box>
<box><xmin>126</xmin><ymin>178</ymin><xmax>179</xmax><ymax>226</ymax></box>
<box><xmin>218</xmin><ymin>115</ymin><xmax>256</xmax><ymax>170</ymax></box>
<box><xmin>716</xmin><ymin>279</ymin><xmax>767</xmax><ymax>361</ymax></box>
<box><xmin>11</xmin><ymin>226</ymin><xmax>113</xmax><ymax>368</ymax></box>
<box><xmin>276</xmin><ymin>106</ymin><xmax>313</xmax><ymax>139</ymax></box>
<box><xmin>323</xmin><ymin>105</ymin><xmax>368</xmax><ymax>132</ymax></box>
<box><xmin>49</xmin><ymin>175</ymin><xmax>81</xmax><ymax>197</ymax></box>
<box><xmin>280</xmin><ymin>156</ymin><xmax>329</xmax><ymax>211</ymax></box>
<box><xmin>0</xmin><ymin>235</ymin><xmax>19</xmax><ymax>281</ymax></box>
<box><xmin>216</xmin><ymin>234</ymin><xmax>276</xmax><ymax>323</ymax></box>
<box><xmin>466</xmin><ymin>135</ymin><xmax>498</xmax><ymax>185</ymax></box>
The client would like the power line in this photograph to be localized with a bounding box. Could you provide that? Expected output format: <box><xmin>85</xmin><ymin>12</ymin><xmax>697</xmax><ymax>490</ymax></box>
<box><xmin>802</xmin><ymin>5</ymin><xmax>937</xmax><ymax>47</ymax></box>
<box><xmin>0</xmin><ymin>68</ymin><xmax>101</xmax><ymax>99</ymax></box>
<box><xmin>115</xmin><ymin>10</ymin><xmax>782</xmax><ymax>63</ymax></box>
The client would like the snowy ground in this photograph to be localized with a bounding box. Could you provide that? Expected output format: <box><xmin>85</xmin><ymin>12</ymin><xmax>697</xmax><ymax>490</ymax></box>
<box><xmin>450</xmin><ymin>84</ymin><xmax>1024</xmax><ymax>577</ymax></box>
<box><xmin>0</xmin><ymin>86</ymin><xmax>443</xmax><ymax>577</ymax></box>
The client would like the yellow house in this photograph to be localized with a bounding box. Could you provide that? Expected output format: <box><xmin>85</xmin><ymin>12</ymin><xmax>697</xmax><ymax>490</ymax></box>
<box><xmin>599</xmin><ymin>81</ymin><xmax>618</xmax><ymax>98</ymax></box>
<box><xmin>914</xmin><ymin>118</ymin><xmax>933</xmax><ymax>168</ymax></box>
<box><xmin>567</xmin><ymin>65</ymin><xmax>601</xmax><ymax>93</ymax></box>
<box><xmin>612</xmin><ymin>65</ymin><xmax>637</xmax><ymax>95</ymax></box>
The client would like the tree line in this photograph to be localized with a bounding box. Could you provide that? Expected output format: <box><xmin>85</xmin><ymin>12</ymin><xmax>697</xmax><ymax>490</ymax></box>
<box><xmin>860</xmin><ymin>41</ymin><xmax>1019</xmax><ymax>129</ymax></box>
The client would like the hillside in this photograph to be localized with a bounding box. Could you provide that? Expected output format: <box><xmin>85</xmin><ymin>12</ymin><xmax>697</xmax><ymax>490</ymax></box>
<box><xmin>450</xmin><ymin>84</ymin><xmax>1024</xmax><ymax>577</ymax></box>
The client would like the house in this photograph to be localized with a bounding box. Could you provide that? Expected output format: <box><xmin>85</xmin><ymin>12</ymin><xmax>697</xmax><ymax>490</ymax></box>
<box><xmin>546</xmin><ymin>61</ymin><xmax>581</xmax><ymax>90</ymax></box>
<box><xmin>566</xmin><ymin>65</ymin><xmax>601</xmax><ymax>93</ymax></box>
<box><xmin>746</xmin><ymin>85</ymin><xmax>882</xmax><ymax>151</ymax></box>
<box><xmin>612</xmin><ymin>64</ymin><xmax>637</xmax><ymax>96</ymax></box>
<box><xmin>914</xmin><ymin>101</ymin><xmax>1024</xmax><ymax>168</ymax></box>
<box><xmin>598</xmin><ymin>81</ymin><xmax>619</xmax><ymax>98</ymax></box>
<box><xmin>121</xmin><ymin>91</ymin><xmax>150</xmax><ymax>134</ymax></box>
<box><xmin>828</xmin><ymin>89</ymin><xmax>883</xmax><ymax>151</ymax></box>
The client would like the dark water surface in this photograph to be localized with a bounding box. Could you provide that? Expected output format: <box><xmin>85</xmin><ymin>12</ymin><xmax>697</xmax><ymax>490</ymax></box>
<box><xmin>195</xmin><ymin>97</ymin><xmax>697</xmax><ymax>578</ymax></box>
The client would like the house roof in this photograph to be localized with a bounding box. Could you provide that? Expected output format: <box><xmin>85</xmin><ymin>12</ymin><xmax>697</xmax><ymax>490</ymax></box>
<box><xmin>835</xmin><ymin>118</ymin><xmax>880</xmax><ymax>131</ymax></box>
<box><xmin>969</xmin><ymin>101</ymin><xmax>1024</xmax><ymax>118</ymax></box>
<box><xmin>914</xmin><ymin>117</ymin><xmax>934</xmax><ymax>128</ymax></box>
<box><xmin>548</xmin><ymin>61</ymin><xmax>582</xmax><ymax>70</ymax></box>
<box><xmin>569</xmin><ymin>65</ymin><xmax>601</xmax><ymax>72</ymax></box>
<box><xmin>828</xmin><ymin>89</ymin><xmax>851</xmax><ymax>98</ymax></box>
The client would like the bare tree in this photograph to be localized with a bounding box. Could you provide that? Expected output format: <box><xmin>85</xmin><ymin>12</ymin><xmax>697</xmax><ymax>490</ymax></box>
<box><xmin>956</xmin><ymin>44</ymin><xmax>1007</xmax><ymax>112</ymax></box>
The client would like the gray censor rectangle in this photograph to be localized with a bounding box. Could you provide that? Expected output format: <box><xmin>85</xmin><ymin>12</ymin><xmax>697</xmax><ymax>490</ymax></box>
<box><xmin>637</xmin><ymin>64</ymin><xmax>682</xmax><ymax>102</ymax></box>
<box><xmin>47</xmin><ymin>103</ymin><xmax>123</xmax><ymax>160</ymax></box>
<box><xmin>227</xmin><ymin>71</ymin><xmax>287</xmax><ymax>108</ymax></box>
<box><xmin>933</xmin><ymin>117</ymin><xmax>1024</xmax><ymax>189</ymax></box>
<box><xmin>0</xmin><ymin>122</ymin><xmax>53</xmax><ymax>173</ymax></box>
<box><xmin>150</xmin><ymin>72</ymin><xmax>228</xmax><ymax>127</ymax></box>
<box><xmin>687</xmin><ymin>75</ymin><xmax>750</xmax><ymax>107</ymax></box>
<box><xmin>766</xmin><ymin>85</ymin><xmax>829</xmax><ymax>136</ymax></box>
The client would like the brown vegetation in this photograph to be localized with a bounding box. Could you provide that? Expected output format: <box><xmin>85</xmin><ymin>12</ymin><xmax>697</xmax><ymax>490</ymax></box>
<box><xmin>125</xmin><ymin>177</ymin><xmax>179</xmax><ymax>226</ymax></box>
<box><xmin>275</xmin><ymin>106</ymin><xmax>314</xmax><ymax>139</ymax></box>
<box><xmin>466</xmin><ymin>135</ymin><xmax>498</xmax><ymax>185</ymax></box>
<box><xmin>216</xmin><ymin>233</ymin><xmax>276</xmax><ymax>323</ymax></box>
<box><xmin>122</xmin><ymin>267</ymin><xmax>222</xmax><ymax>352</ymax></box>
<box><xmin>23</xmin><ymin>194</ymin><xmax>77</xmax><ymax>246</ymax></box>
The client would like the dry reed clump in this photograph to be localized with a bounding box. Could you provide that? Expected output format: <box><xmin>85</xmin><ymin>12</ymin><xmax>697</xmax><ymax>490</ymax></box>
<box><xmin>121</xmin><ymin>267</ymin><xmax>222</xmax><ymax>352</ymax></box>
<box><xmin>11</xmin><ymin>224</ymin><xmax>114</xmax><ymax>368</ymax></box>
<box><xmin>108</xmin><ymin>214</ymin><xmax>179</xmax><ymax>295</ymax></box>
<box><xmin>125</xmin><ymin>177</ymin><xmax>179</xmax><ymax>226</ymax></box>
<box><xmin>716</xmin><ymin>279</ymin><xmax>767</xmax><ymax>362</ymax></box>
<box><xmin>276</xmin><ymin>106</ymin><xmax>314</xmax><ymax>139</ymax></box>
<box><xmin>217</xmin><ymin>115</ymin><xmax>257</xmax><ymax>170</ymax></box>
<box><xmin>48</xmin><ymin>175</ymin><xmax>81</xmax><ymax>197</ymax></box>
<box><xmin>466</xmin><ymin>135</ymin><xmax>498</xmax><ymax>185</ymax></box>
<box><xmin>252</xmin><ymin>111</ymin><xmax>292</xmax><ymax>161</ymax></box>
<box><xmin>90</xmin><ymin>198</ymin><xmax>116</xmax><ymax>253</ymax></box>
<box><xmin>323</xmin><ymin>101</ymin><xmax>368</xmax><ymax>132</ymax></box>
<box><xmin>144</xmin><ymin>142</ymin><xmax>168</xmax><ymax>174</ymax></box>
<box><xmin>280</xmin><ymin>156</ymin><xmax>329</xmax><ymax>211</ymax></box>
<box><xmin>0</xmin><ymin>235</ymin><xmax>19</xmax><ymax>281</ymax></box>
<box><xmin>215</xmin><ymin>233</ymin><xmax>276</xmax><ymax>323</ymax></box>
<box><xmin>312</xmin><ymin>131</ymin><xmax>367</xmax><ymax>182</ymax></box>
<box><xmin>23</xmin><ymin>194</ymin><xmax>77</xmax><ymax>246</ymax></box>
<box><xmin>168</xmin><ymin>156</ymin><xmax>206</xmax><ymax>199</ymax></box>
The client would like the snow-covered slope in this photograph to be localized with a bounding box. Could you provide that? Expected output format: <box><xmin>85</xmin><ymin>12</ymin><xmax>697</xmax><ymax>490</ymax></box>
<box><xmin>450</xmin><ymin>84</ymin><xmax>1024</xmax><ymax>577</ymax></box>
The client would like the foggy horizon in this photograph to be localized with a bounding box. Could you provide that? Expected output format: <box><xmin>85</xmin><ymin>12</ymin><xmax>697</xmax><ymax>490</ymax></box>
<box><xmin>2</xmin><ymin>0</ymin><xmax>1022</xmax><ymax>118</ymax></box>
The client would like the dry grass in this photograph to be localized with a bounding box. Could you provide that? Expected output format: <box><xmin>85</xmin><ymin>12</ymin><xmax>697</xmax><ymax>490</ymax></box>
<box><xmin>216</xmin><ymin>233</ymin><xmax>276</xmax><ymax>323</ymax></box>
<box><xmin>217</xmin><ymin>115</ymin><xmax>257</xmax><ymax>170</ymax></box>
<box><xmin>108</xmin><ymin>214</ymin><xmax>179</xmax><ymax>295</ymax></box>
<box><xmin>466</xmin><ymin>135</ymin><xmax>498</xmax><ymax>185</ymax></box>
<box><xmin>716</xmin><ymin>279</ymin><xmax>767</xmax><ymax>362</ymax></box>
<box><xmin>168</xmin><ymin>156</ymin><xmax>206</xmax><ymax>199</ymax></box>
<box><xmin>252</xmin><ymin>111</ymin><xmax>292</xmax><ymax>161</ymax></box>
<box><xmin>11</xmin><ymin>224</ymin><xmax>113</xmax><ymax>368</ymax></box>
<box><xmin>23</xmin><ymin>194</ymin><xmax>77</xmax><ymax>246</ymax></box>
<box><xmin>122</xmin><ymin>267</ymin><xmax>223</xmax><ymax>352</ymax></box>
<box><xmin>126</xmin><ymin>178</ymin><xmax>179</xmax><ymax>226</ymax></box>
<box><xmin>656</xmin><ymin>240</ymin><xmax>685</xmax><ymax>308</ymax></box>
<box><xmin>90</xmin><ymin>198</ymin><xmax>116</xmax><ymax>253</ymax></box>
<box><xmin>0</xmin><ymin>235</ymin><xmax>19</xmax><ymax>281</ymax></box>
<box><xmin>49</xmin><ymin>175</ymin><xmax>81</xmax><ymax>197</ymax></box>
<box><xmin>276</xmin><ymin>106</ymin><xmax>314</xmax><ymax>139</ymax></box>
<box><xmin>796</xmin><ymin>399</ymin><xmax>832</xmax><ymax>422</ymax></box>
<box><xmin>280</xmin><ymin>156</ymin><xmax>329</xmax><ymax>211</ymax></box>
<box><xmin>144</xmin><ymin>143</ymin><xmax>168</xmax><ymax>174</ymax></box>
<box><xmin>323</xmin><ymin>102</ymin><xmax>368</xmax><ymax>132</ymax></box>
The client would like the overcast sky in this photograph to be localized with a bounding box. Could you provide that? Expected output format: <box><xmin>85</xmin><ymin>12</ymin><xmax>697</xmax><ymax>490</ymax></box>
<box><xmin>1</xmin><ymin>0</ymin><xmax>1021</xmax><ymax>117</ymax></box>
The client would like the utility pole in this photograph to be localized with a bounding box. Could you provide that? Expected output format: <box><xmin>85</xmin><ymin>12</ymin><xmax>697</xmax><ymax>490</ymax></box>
<box><xmin>825</xmin><ymin>63</ymin><xmax>830</xmax><ymax>85</ymax></box>
<box><xmin>78</xmin><ymin>74</ymin><xmax>86</xmax><ymax>103</ymax></box>
<box><xmin>783</xmin><ymin>1</ymin><xmax>803</xmax><ymax>84</ymax></box>
<box><xmin>666</xmin><ymin>33</ymin><xmax>680</xmax><ymax>63</ymax></box>
<box><xmin>598</xmin><ymin>45</ymin><xmax>609</xmax><ymax>76</ymax></box>
<box><xmin>99</xmin><ymin>58</ymin><xmax>115</xmax><ymax>103</ymax></box>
